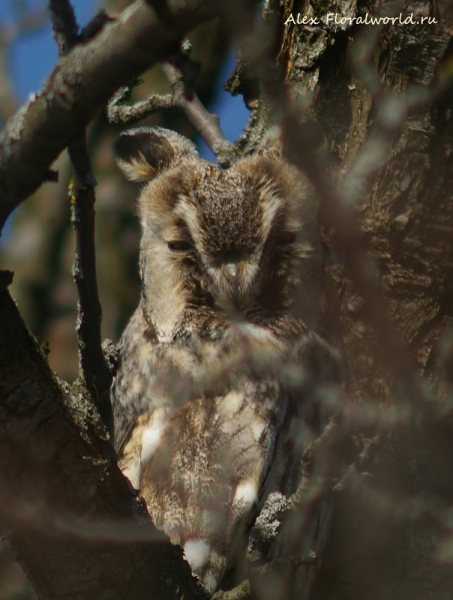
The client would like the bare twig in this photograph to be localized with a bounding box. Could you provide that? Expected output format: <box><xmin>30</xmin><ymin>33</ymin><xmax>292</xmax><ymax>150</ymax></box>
<box><xmin>48</xmin><ymin>0</ymin><xmax>78</xmax><ymax>54</ymax></box>
<box><xmin>163</xmin><ymin>61</ymin><xmax>230</xmax><ymax>154</ymax></box>
<box><xmin>49</xmin><ymin>0</ymin><xmax>113</xmax><ymax>435</ymax></box>
<box><xmin>0</xmin><ymin>0</ymin><xmax>225</xmax><ymax>231</ymax></box>
<box><xmin>107</xmin><ymin>80</ymin><xmax>178</xmax><ymax>125</ymax></box>
<box><xmin>108</xmin><ymin>44</ymin><xmax>231</xmax><ymax>156</ymax></box>
<box><xmin>68</xmin><ymin>141</ymin><xmax>114</xmax><ymax>435</ymax></box>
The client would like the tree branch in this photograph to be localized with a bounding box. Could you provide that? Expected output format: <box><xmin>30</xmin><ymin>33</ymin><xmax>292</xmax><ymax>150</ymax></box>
<box><xmin>48</xmin><ymin>0</ymin><xmax>79</xmax><ymax>54</ymax></box>
<box><xmin>107</xmin><ymin>80</ymin><xmax>178</xmax><ymax>125</ymax></box>
<box><xmin>282</xmin><ymin>117</ymin><xmax>430</xmax><ymax>408</ymax></box>
<box><xmin>48</xmin><ymin>0</ymin><xmax>114</xmax><ymax>435</ymax></box>
<box><xmin>107</xmin><ymin>45</ymin><xmax>231</xmax><ymax>155</ymax></box>
<box><xmin>0</xmin><ymin>276</ymin><xmax>206</xmax><ymax>600</ymax></box>
<box><xmin>163</xmin><ymin>61</ymin><xmax>230</xmax><ymax>154</ymax></box>
<box><xmin>69</xmin><ymin>138</ymin><xmax>114</xmax><ymax>435</ymax></box>
<box><xmin>0</xmin><ymin>0</ymin><xmax>224</xmax><ymax>232</ymax></box>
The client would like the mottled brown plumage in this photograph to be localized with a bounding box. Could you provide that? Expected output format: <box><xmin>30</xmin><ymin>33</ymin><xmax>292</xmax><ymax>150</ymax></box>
<box><xmin>111</xmin><ymin>127</ymin><xmax>344</xmax><ymax>594</ymax></box>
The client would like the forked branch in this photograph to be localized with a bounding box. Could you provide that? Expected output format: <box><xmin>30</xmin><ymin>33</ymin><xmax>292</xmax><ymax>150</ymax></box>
<box><xmin>108</xmin><ymin>42</ymin><xmax>230</xmax><ymax>155</ymax></box>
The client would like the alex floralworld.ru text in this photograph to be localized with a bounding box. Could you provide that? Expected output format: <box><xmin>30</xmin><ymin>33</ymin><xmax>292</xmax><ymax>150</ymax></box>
<box><xmin>284</xmin><ymin>12</ymin><xmax>438</xmax><ymax>26</ymax></box>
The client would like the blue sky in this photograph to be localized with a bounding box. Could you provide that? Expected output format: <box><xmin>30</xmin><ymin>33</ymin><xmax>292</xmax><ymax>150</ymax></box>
<box><xmin>2</xmin><ymin>0</ymin><xmax>96</xmax><ymax>101</ymax></box>
<box><xmin>0</xmin><ymin>0</ymin><xmax>250</xmax><ymax>156</ymax></box>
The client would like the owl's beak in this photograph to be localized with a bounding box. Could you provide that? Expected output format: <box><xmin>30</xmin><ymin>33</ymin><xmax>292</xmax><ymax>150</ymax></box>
<box><xmin>222</xmin><ymin>252</ymin><xmax>242</xmax><ymax>296</ymax></box>
<box><xmin>208</xmin><ymin>251</ymin><xmax>256</xmax><ymax>312</ymax></box>
<box><xmin>221</xmin><ymin>259</ymin><xmax>248</xmax><ymax>309</ymax></box>
<box><xmin>224</xmin><ymin>262</ymin><xmax>238</xmax><ymax>279</ymax></box>
<box><xmin>221</xmin><ymin>251</ymin><xmax>241</xmax><ymax>290</ymax></box>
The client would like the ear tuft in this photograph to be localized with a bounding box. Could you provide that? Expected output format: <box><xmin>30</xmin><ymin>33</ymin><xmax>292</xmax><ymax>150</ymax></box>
<box><xmin>114</xmin><ymin>127</ymin><xmax>199</xmax><ymax>182</ymax></box>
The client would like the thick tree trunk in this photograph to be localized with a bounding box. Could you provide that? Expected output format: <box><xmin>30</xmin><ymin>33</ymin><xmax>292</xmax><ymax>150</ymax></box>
<box><xmin>272</xmin><ymin>1</ymin><xmax>453</xmax><ymax>598</ymax></box>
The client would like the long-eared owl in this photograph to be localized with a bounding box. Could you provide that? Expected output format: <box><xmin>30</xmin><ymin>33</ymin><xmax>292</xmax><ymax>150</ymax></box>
<box><xmin>111</xmin><ymin>127</ymin><xmax>344</xmax><ymax>594</ymax></box>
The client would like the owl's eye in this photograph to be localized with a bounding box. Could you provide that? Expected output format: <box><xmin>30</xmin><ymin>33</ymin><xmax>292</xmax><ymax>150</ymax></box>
<box><xmin>276</xmin><ymin>231</ymin><xmax>297</xmax><ymax>246</ymax></box>
<box><xmin>168</xmin><ymin>240</ymin><xmax>193</xmax><ymax>252</ymax></box>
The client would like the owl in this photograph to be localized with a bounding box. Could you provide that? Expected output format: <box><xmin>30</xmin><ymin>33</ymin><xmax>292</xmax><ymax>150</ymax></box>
<box><xmin>111</xmin><ymin>127</ymin><xmax>344</xmax><ymax>595</ymax></box>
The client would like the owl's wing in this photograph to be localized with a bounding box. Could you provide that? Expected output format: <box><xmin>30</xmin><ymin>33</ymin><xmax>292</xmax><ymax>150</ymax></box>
<box><xmin>135</xmin><ymin>379</ymin><xmax>286</xmax><ymax>594</ymax></box>
<box><xmin>116</xmin><ymin>406</ymin><xmax>173</xmax><ymax>490</ymax></box>
<box><xmin>111</xmin><ymin>304</ymin><xmax>180</xmax><ymax>487</ymax></box>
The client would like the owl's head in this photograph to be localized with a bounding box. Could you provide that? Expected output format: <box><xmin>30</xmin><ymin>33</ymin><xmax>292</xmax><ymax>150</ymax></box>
<box><xmin>115</xmin><ymin>127</ymin><xmax>323</xmax><ymax>338</ymax></box>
